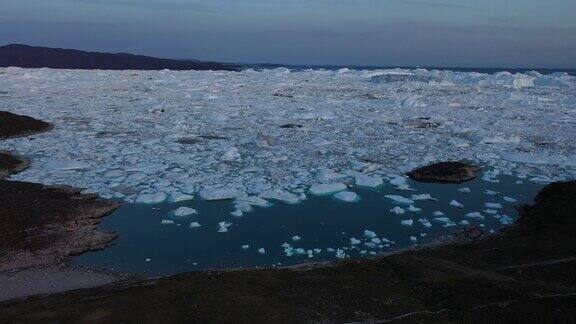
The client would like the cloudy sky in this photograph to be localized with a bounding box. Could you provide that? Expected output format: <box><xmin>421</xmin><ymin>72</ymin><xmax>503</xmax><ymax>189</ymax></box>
<box><xmin>2</xmin><ymin>0</ymin><xmax>575</xmax><ymax>67</ymax></box>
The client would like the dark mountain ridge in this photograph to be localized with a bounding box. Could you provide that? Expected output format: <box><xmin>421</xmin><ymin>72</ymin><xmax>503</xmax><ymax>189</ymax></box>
<box><xmin>0</xmin><ymin>44</ymin><xmax>240</xmax><ymax>71</ymax></box>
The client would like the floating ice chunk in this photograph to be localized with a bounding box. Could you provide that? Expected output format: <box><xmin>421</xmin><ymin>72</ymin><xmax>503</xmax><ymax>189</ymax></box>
<box><xmin>450</xmin><ymin>200</ymin><xmax>464</xmax><ymax>208</ymax></box>
<box><xmin>189</xmin><ymin>222</ymin><xmax>201</xmax><ymax>228</ymax></box>
<box><xmin>390</xmin><ymin>206</ymin><xmax>405</xmax><ymax>215</ymax></box>
<box><xmin>433</xmin><ymin>211</ymin><xmax>445</xmax><ymax>216</ymax></box>
<box><xmin>503</xmin><ymin>196</ymin><xmax>517</xmax><ymax>203</ymax></box>
<box><xmin>364</xmin><ymin>230</ymin><xmax>377</xmax><ymax>238</ymax></box>
<box><xmin>411</xmin><ymin>194</ymin><xmax>436</xmax><ymax>201</ymax></box>
<box><xmin>355</xmin><ymin>174</ymin><xmax>383</xmax><ymax>188</ymax></box>
<box><xmin>485</xmin><ymin>202</ymin><xmax>503</xmax><ymax>209</ymax></box>
<box><xmin>236</xmin><ymin>196</ymin><xmax>272</xmax><ymax>207</ymax></box>
<box><xmin>484</xmin><ymin>190</ymin><xmax>499</xmax><ymax>195</ymax></box>
<box><xmin>458</xmin><ymin>187</ymin><xmax>471</xmax><ymax>193</ymax></box>
<box><xmin>222</xmin><ymin>146</ymin><xmax>241</xmax><ymax>161</ymax></box>
<box><xmin>173</xmin><ymin>207</ymin><xmax>197</xmax><ymax>217</ymax></box>
<box><xmin>410</xmin><ymin>236</ymin><xmax>418</xmax><ymax>242</ymax></box>
<box><xmin>408</xmin><ymin>205</ymin><xmax>422</xmax><ymax>212</ymax></box>
<box><xmin>242</xmin><ymin>245</ymin><xmax>250</xmax><ymax>250</ymax></box>
<box><xmin>260</xmin><ymin>189</ymin><xmax>300</xmax><ymax>204</ymax></box>
<box><xmin>317</xmin><ymin>169</ymin><xmax>347</xmax><ymax>182</ymax></box>
<box><xmin>258</xmin><ymin>248</ymin><xmax>266</xmax><ymax>254</ymax></box>
<box><xmin>217</xmin><ymin>221</ymin><xmax>233</xmax><ymax>233</ymax></box>
<box><xmin>200</xmin><ymin>188</ymin><xmax>244</xmax><ymax>201</ymax></box>
<box><xmin>230</xmin><ymin>209</ymin><xmax>243</xmax><ymax>217</ymax></box>
<box><xmin>418</xmin><ymin>218</ymin><xmax>432</xmax><ymax>228</ymax></box>
<box><xmin>161</xmin><ymin>219</ymin><xmax>174</xmax><ymax>225</ymax></box>
<box><xmin>169</xmin><ymin>192</ymin><xmax>194</xmax><ymax>203</ymax></box>
<box><xmin>310</xmin><ymin>183</ymin><xmax>347</xmax><ymax>196</ymax></box>
<box><xmin>292</xmin><ymin>235</ymin><xmax>301</xmax><ymax>242</ymax></box>
<box><xmin>433</xmin><ymin>217</ymin><xmax>456</xmax><ymax>227</ymax></box>
<box><xmin>371</xmin><ymin>238</ymin><xmax>382</xmax><ymax>244</ymax></box>
<box><xmin>333</xmin><ymin>191</ymin><xmax>360</xmax><ymax>202</ymax></box>
<box><xmin>136</xmin><ymin>192</ymin><xmax>167</xmax><ymax>204</ymax></box>
<box><xmin>484</xmin><ymin>209</ymin><xmax>498</xmax><ymax>214</ymax></box>
<box><xmin>401</xmin><ymin>219</ymin><xmax>414</xmax><ymax>226</ymax></box>
<box><xmin>335</xmin><ymin>249</ymin><xmax>346</xmax><ymax>259</ymax></box>
<box><xmin>350</xmin><ymin>238</ymin><xmax>361</xmax><ymax>245</ymax></box>
<box><xmin>530</xmin><ymin>175</ymin><xmax>553</xmax><ymax>184</ymax></box>
<box><xmin>46</xmin><ymin>160</ymin><xmax>89</xmax><ymax>171</ymax></box>
<box><xmin>465</xmin><ymin>212</ymin><xmax>484</xmax><ymax>220</ymax></box>
<box><xmin>385</xmin><ymin>195</ymin><xmax>414</xmax><ymax>204</ymax></box>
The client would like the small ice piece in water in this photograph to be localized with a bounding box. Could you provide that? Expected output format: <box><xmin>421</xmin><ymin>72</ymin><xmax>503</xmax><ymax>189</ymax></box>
<box><xmin>371</xmin><ymin>237</ymin><xmax>381</xmax><ymax>244</ymax></box>
<box><xmin>410</xmin><ymin>236</ymin><xmax>418</xmax><ymax>242</ymax></box>
<box><xmin>173</xmin><ymin>207</ymin><xmax>197</xmax><ymax>217</ymax></box>
<box><xmin>503</xmin><ymin>196</ymin><xmax>517</xmax><ymax>203</ymax></box>
<box><xmin>401</xmin><ymin>219</ymin><xmax>414</xmax><ymax>226</ymax></box>
<box><xmin>169</xmin><ymin>192</ymin><xmax>194</xmax><ymax>203</ymax></box>
<box><xmin>230</xmin><ymin>209</ymin><xmax>243</xmax><ymax>217</ymax></box>
<box><xmin>364</xmin><ymin>230</ymin><xmax>377</xmax><ymax>238</ymax></box>
<box><xmin>217</xmin><ymin>221</ymin><xmax>233</xmax><ymax>233</ymax></box>
<box><xmin>161</xmin><ymin>219</ymin><xmax>174</xmax><ymax>225</ymax></box>
<box><xmin>258</xmin><ymin>248</ymin><xmax>266</xmax><ymax>254</ymax></box>
<box><xmin>136</xmin><ymin>192</ymin><xmax>167</xmax><ymax>204</ymax></box>
<box><xmin>310</xmin><ymin>183</ymin><xmax>347</xmax><ymax>195</ymax></box>
<box><xmin>458</xmin><ymin>187</ymin><xmax>471</xmax><ymax>193</ymax></box>
<box><xmin>242</xmin><ymin>245</ymin><xmax>250</xmax><ymax>250</ymax></box>
<box><xmin>189</xmin><ymin>222</ymin><xmax>202</xmax><ymax>228</ymax></box>
<box><xmin>408</xmin><ymin>205</ymin><xmax>422</xmax><ymax>212</ymax></box>
<box><xmin>484</xmin><ymin>209</ymin><xmax>498</xmax><ymax>214</ymax></box>
<box><xmin>222</xmin><ymin>146</ymin><xmax>241</xmax><ymax>161</ymax></box>
<box><xmin>450</xmin><ymin>200</ymin><xmax>464</xmax><ymax>208</ymax></box>
<box><xmin>484</xmin><ymin>190</ymin><xmax>499</xmax><ymax>195</ymax></box>
<box><xmin>390</xmin><ymin>206</ymin><xmax>405</xmax><ymax>214</ymax></box>
<box><xmin>385</xmin><ymin>195</ymin><xmax>414</xmax><ymax>204</ymax></box>
<box><xmin>335</xmin><ymin>249</ymin><xmax>346</xmax><ymax>259</ymax></box>
<box><xmin>433</xmin><ymin>211</ymin><xmax>445</xmax><ymax>216</ymax></box>
<box><xmin>333</xmin><ymin>191</ymin><xmax>360</xmax><ymax>202</ymax></box>
<box><xmin>485</xmin><ymin>202</ymin><xmax>503</xmax><ymax>209</ymax></box>
<box><xmin>200</xmin><ymin>188</ymin><xmax>244</xmax><ymax>201</ymax></box>
<box><xmin>419</xmin><ymin>218</ymin><xmax>433</xmax><ymax>227</ymax></box>
<box><xmin>260</xmin><ymin>189</ymin><xmax>300</xmax><ymax>204</ymax></box>
<box><xmin>465</xmin><ymin>212</ymin><xmax>484</xmax><ymax>220</ymax></box>
<box><xmin>460</xmin><ymin>220</ymin><xmax>470</xmax><ymax>225</ymax></box>
<box><xmin>350</xmin><ymin>238</ymin><xmax>361</xmax><ymax>245</ymax></box>
<box><xmin>355</xmin><ymin>174</ymin><xmax>383</xmax><ymax>188</ymax></box>
<box><xmin>236</xmin><ymin>196</ymin><xmax>272</xmax><ymax>207</ymax></box>
<box><xmin>411</xmin><ymin>194</ymin><xmax>436</xmax><ymax>201</ymax></box>
<box><xmin>292</xmin><ymin>235</ymin><xmax>301</xmax><ymax>242</ymax></box>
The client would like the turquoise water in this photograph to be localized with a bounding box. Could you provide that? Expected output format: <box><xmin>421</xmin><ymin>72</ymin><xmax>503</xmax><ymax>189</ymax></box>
<box><xmin>75</xmin><ymin>175</ymin><xmax>543</xmax><ymax>276</ymax></box>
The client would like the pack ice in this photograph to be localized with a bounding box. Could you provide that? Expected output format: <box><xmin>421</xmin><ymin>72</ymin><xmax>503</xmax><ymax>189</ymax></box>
<box><xmin>1</xmin><ymin>67</ymin><xmax>574</xmax><ymax>208</ymax></box>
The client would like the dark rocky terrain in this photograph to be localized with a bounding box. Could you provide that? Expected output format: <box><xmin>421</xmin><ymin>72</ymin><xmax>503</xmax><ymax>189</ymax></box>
<box><xmin>408</xmin><ymin>161</ymin><xmax>480</xmax><ymax>183</ymax></box>
<box><xmin>0</xmin><ymin>111</ymin><xmax>119</xmax><ymax>272</ymax></box>
<box><xmin>0</xmin><ymin>44</ymin><xmax>240</xmax><ymax>71</ymax></box>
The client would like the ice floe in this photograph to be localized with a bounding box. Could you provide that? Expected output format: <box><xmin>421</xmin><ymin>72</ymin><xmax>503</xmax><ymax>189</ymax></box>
<box><xmin>310</xmin><ymin>183</ymin><xmax>347</xmax><ymax>196</ymax></box>
<box><xmin>333</xmin><ymin>191</ymin><xmax>360</xmax><ymax>202</ymax></box>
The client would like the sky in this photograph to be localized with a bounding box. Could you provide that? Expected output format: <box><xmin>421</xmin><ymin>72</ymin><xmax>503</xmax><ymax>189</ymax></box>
<box><xmin>2</xmin><ymin>0</ymin><xmax>575</xmax><ymax>68</ymax></box>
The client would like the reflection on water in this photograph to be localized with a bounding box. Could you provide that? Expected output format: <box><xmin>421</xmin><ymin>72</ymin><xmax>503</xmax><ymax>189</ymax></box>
<box><xmin>75</xmin><ymin>175</ymin><xmax>543</xmax><ymax>276</ymax></box>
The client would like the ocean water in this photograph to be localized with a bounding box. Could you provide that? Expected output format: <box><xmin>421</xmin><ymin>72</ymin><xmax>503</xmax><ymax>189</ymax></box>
<box><xmin>74</xmin><ymin>174</ymin><xmax>543</xmax><ymax>276</ymax></box>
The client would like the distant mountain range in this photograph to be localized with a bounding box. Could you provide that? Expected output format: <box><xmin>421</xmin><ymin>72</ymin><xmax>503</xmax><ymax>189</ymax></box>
<box><xmin>0</xmin><ymin>44</ymin><xmax>240</xmax><ymax>71</ymax></box>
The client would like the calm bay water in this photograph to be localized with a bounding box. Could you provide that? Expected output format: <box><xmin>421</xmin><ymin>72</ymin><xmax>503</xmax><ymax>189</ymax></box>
<box><xmin>75</xmin><ymin>175</ymin><xmax>543</xmax><ymax>276</ymax></box>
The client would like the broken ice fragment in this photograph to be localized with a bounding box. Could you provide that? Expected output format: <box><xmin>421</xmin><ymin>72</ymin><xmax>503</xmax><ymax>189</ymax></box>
<box><xmin>259</xmin><ymin>189</ymin><xmax>300</xmax><ymax>204</ymax></box>
<box><xmin>310</xmin><ymin>183</ymin><xmax>347</xmax><ymax>196</ymax></box>
<box><xmin>355</xmin><ymin>174</ymin><xmax>383</xmax><ymax>188</ymax></box>
<box><xmin>364</xmin><ymin>230</ymin><xmax>377</xmax><ymax>238</ymax></box>
<box><xmin>485</xmin><ymin>202</ymin><xmax>503</xmax><ymax>209</ymax></box>
<box><xmin>199</xmin><ymin>188</ymin><xmax>244</xmax><ymax>201</ymax></box>
<box><xmin>350</xmin><ymin>238</ymin><xmax>361</xmax><ymax>245</ymax></box>
<box><xmin>189</xmin><ymin>222</ymin><xmax>202</xmax><ymax>228</ymax></box>
<box><xmin>242</xmin><ymin>245</ymin><xmax>250</xmax><ymax>250</ymax></box>
<box><xmin>173</xmin><ymin>207</ymin><xmax>197</xmax><ymax>217</ymax></box>
<box><xmin>292</xmin><ymin>235</ymin><xmax>301</xmax><ymax>242</ymax></box>
<box><xmin>465</xmin><ymin>212</ymin><xmax>484</xmax><ymax>220</ymax></box>
<box><xmin>230</xmin><ymin>209</ymin><xmax>243</xmax><ymax>217</ymax></box>
<box><xmin>222</xmin><ymin>146</ymin><xmax>241</xmax><ymax>161</ymax></box>
<box><xmin>136</xmin><ymin>192</ymin><xmax>167</xmax><ymax>204</ymax></box>
<box><xmin>411</xmin><ymin>194</ymin><xmax>436</xmax><ymax>201</ymax></box>
<box><xmin>390</xmin><ymin>206</ymin><xmax>405</xmax><ymax>215</ymax></box>
<box><xmin>161</xmin><ymin>219</ymin><xmax>174</xmax><ymax>225</ymax></box>
<box><xmin>258</xmin><ymin>248</ymin><xmax>266</xmax><ymax>254</ymax></box>
<box><xmin>458</xmin><ymin>187</ymin><xmax>471</xmax><ymax>193</ymax></box>
<box><xmin>449</xmin><ymin>200</ymin><xmax>464</xmax><ymax>208</ymax></box>
<box><xmin>333</xmin><ymin>191</ymin><xmax>360</xmax><ymax>202</ymax></box>
<box><xmin>401</xmin><ymin>219</ymin><xmax>414</xmax><ymax>226</ymax></box>
<box><xmin>408</xmin><ymin>205</ymin><xmax>422</xmax><ymax>212</ymax></box>
<box><xmin>217</xmin><ymin>221</ymin><xmax>233</xmax><ymax>233</ymax></box>
<box><xmin>503</xmin><ymin>196</ymin><xmax>517</xmax><ymax>203</ymax></box>
<box><xmin>384</xmin><ymin>195</ymin><xmax>414</xmax><ymax>204</ymax></box>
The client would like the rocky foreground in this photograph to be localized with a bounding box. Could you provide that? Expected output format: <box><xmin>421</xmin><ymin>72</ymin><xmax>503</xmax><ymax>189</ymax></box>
<box><xmin>0</xmin><ymin>112</ymin><xmax>120</xmax><ymax>272</ymax></box>
<box><xmin>0</xmin><ymin>179</ymin><xmax>574</xmax><ymax>322</ymax></box>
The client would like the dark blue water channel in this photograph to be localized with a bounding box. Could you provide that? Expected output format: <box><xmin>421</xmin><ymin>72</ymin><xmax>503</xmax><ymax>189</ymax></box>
<box><xmin>75</xmin><ymin>174</ymin><xmax>543</xmax><ymax>276</ymax></box>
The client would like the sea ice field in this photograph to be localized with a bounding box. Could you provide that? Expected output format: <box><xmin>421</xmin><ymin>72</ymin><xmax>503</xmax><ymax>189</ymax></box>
<box><xmin>1</xmin><ymin>67</ymin><xmax>575</xmax><ymax>272</ymax></box>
